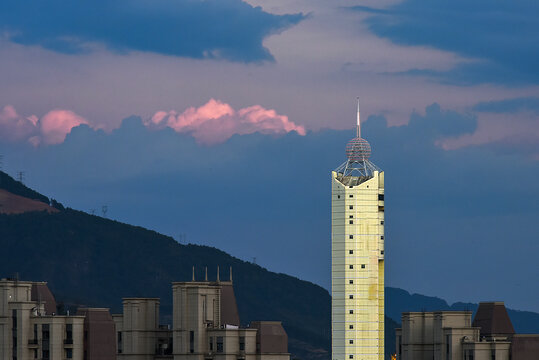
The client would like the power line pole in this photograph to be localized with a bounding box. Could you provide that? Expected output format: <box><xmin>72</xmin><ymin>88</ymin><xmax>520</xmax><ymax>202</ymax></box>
<box><xmin>17</xmin><ymin>171</ymin><xmax>25</xmax><ymax>184</ymax></box>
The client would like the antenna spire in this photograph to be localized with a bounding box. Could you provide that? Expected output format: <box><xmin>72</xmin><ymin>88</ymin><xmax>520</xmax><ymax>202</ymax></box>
<box><xmin>356</xmin><ymin>97</ymin><xmax>361</xmax><ymax>138</ymax></box>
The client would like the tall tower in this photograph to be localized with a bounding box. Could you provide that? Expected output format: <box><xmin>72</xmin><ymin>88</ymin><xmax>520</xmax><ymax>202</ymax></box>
<box><xmin>331</xmin><ymin>99</ymin><xmax>384</xmax><ymax>360</ymax></box>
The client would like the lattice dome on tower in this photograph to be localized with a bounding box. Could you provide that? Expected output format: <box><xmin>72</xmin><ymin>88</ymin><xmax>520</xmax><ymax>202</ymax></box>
<box><xmin>345</xmin><ymin>137</ymin><xmax>371</xmax><ymax>162</ymax></box>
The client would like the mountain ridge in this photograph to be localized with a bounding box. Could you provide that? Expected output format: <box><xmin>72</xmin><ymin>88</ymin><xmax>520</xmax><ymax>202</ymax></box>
<box><xmin>1</xmin><ymin>170</ymin><xmax>538</xmax><ymax>360</ymax></box>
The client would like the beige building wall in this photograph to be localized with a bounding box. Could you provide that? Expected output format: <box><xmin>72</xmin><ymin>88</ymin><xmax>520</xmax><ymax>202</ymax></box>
<box><xmin>332</xmin><ymin>171</ymin><xmax>385</xmax><ymax>360</ymax></box>
<box><xmin>0</xmin><ymin>279</ymin><xmax>85</xmax><ymax>360</ymax></box>
<box><xmin>396</xmin><ymin>311</ymin><xmax>512</xmax><ymax>360</ymax></box>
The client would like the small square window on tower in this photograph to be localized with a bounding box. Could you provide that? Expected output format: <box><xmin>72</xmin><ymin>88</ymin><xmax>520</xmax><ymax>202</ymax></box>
<box><xmin>349</xmin><ymin>220</ymin><xmax>353</xmax><ymax>224</ymax></box>
<box><xmin>381</xmin><ymin>236</ymin><xmax>384</xmax><ymax>240</ymax></box>
<box><xmin>349</xmin><ymin>205</ymin><xmax>353</xmax><ymax>210</ymax></box>
<box><xmin>349</xmin><ymin>295</ymin><xmax>353</xmax><ymax>299</ymax></box>
<box><xmin>349</xmin><ymin>194</ymin><xmax>353</xmax><ymax>198</ymax></box>
<box><xmin>349</xmin><ymin>235</ymin><xmax>353</xmax><ymax>239</ymax></box>
<box><xmin>349</xmin><ymin>310</ymin><xmax>353</xmax><ymax>314</ymax></box>
<box><xmin>349</xmin><ymin>280</ymin><xmax>353</xmax><ymax>284</ymax></box>
<box><xmin>338</xmin><ymin>195</ymin><xmax>341</xmax><ymax>199</ymax></box>
<box><xmin>349</xmin><ymin>265</ymin><xmax>353</xmax><ymax>269</ymax></box>
<box><xmin>381</xmin><ymin>221</ymin><xmax>384</xmax><ymax>225</ymax></box>
<box><xmin>349</xmin><ymin>355</ymin><xmax>354</xmax><ymax>359</ymax></box>
<box><xmin>349</xmin><ymin>250</ymin><xmax>353</xmax><ymax>254</ymax></box>
<box><xmin>361</xmin><ymin>264</ymin><xmax>365</xmax><ymax>269</ymax></box>
<box><xmin>349</xmin><ymin>325</ymin><xmax>353</xmax><ymax>329</ymax></box>
<box><xmin>349</xmin><ymin>340</ymin><xmax>354</xmax><ymax>344</ymax></box>
<box><xmin>349</xmin><ymin>215</ymin><xmax>353</xmax><ymax>218</ymax></box>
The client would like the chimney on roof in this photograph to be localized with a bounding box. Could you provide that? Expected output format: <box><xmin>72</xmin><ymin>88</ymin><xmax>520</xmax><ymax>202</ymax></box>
<box><xmin>217</xmin><ymin>266</ymin><xmax>220</xmax><ymax>282</ymax></box>
<box><xmin>192</xmin><ymin>266</ymin><xmax>195</xmax><ymax>282</ymax></box>
<box><xmin>229</xmin><ymin>266</ymin><xmax>233</xmax><ymax>282</ymax></box>
<box><xmin>205</xmin><ymin>267</ymin><xmax>208</xmax><ymax>281</ymax></box>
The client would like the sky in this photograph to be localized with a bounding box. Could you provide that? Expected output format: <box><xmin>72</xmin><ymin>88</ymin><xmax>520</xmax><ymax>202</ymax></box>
<box><xmin>0</xmin><ymin>0</ymin><xmax>538</xmax><ymax>312</ymax></box>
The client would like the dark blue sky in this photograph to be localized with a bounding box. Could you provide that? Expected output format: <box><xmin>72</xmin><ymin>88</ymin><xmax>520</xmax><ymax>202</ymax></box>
<box><xmin>1</xmin><ymin>102</ymin><xmax>538</xmax><ymax>312</ymax></box>
<box><xmin>0</xmin><ymin>0</ymin><xmax>538</xmax><ymax>312</ymax></box>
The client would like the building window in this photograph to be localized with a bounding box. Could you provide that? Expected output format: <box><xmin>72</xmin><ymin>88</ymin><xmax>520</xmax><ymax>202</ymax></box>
<box><xmin>349</xmin><ymin>310</ymin><xmax>353</xmax><ymax>314</ymax></box>
<box><xmin>349</xmin><ymin>205</ymin><xmax>353</xmax><ymax>209</ymax></box>
<box><xmin>349</xmin><ymin>235</ymin><xmax>353</xmax><ymax>239</ymax></box>
<box><xmin>239</xmin><ymin>336</ymin><xmax>245</xmax><ymax>351</ymax></box>
<box><xmin>378</xmin><ymin>194</ymin><xmax>384</xmax><ymax>201</ymax></box>
<box><xmin>12</xmin><ymin>309</ymin><xmax>17</xmax><ymax>360</ymax></box>
<box><xmin>349</xmin><ymin>265</ymin><xmax>353</xmax><ymax>269</ymax></box>
<box><xmin>209</xmin><ymin>337</ymin><xmax>213</xmax><ymax>351</ymax></box>
<box><xmin>446</xmin><ymin>335</ymin><xmax>450</xmax><ymax>355</ymax></box>
<box><xmin>381</xmin><ymin>236</ymin><xmax>384</xmax><ymax>240</ymax></box>
<box><xmin>361</xmin><ymin>264</ymin><xmax>365</xmax><ymax>269</ymax></box>
<box><xmin>349</xmin><ymin>186</ymin><xmax>353</xmax><ymax>188</ymax></box>
<box><xmin>381</xmin><ymin>251</ymin><xmax>384</xmax><ymax>255</ymax></box>
<box><xmin>217</xmin><ymin>337</ymin><xmax>224</xmax><ymax>353</ymax></box>
<box><xmin>349</xmin><ymin>250</ymin><xmax>353</xmax><ymax>254</ymax></box>
<box><xmin>66</xmin><ymin>324</ymin><xmax>73</xmax><ymax>344</ymax></box>
<box><xmin>349</xmin><ymin>280</ymin><xmax>353</xmax><ymax>284</ymax></box>
<box><xmin>349</xmin><ymin>355</ymin><xmax>353</xmax><ymax>359</ymax></box>
<box><xmin>349</xmin><ymin>220</ymin><xmax>353</xmax><ymax>224</ymax></box>
<box><xmin>349</xmin><ymin>325</ymin><xmax>353</xmax><ymax>329</ymax></box>
<box><xmin>349</xmin><ymin>340</ymin><xmax>353</xmax><ymax>344</ymax></box>
<box><xmin>66</xmin><ymin>349</ymin><xmax>73</xmax><ymax>359</ymax></box>
<box><xmin>349</xmin><ymin>215</ymin><xmax>353</xmax><ymax>219</ymax></box>
<box><xmin>189</xmin><ymin>331</ymin><xmax>194</xmax><ymax>353</ymax></box>
<box><xmin>381</xmin><ymin>221</ymin><xmax>384</xmax><ymax>225</ymax></box>
<box><xmin>337</xmin><ymin>195</ymin><xmax>341</xmax><ymax>199</ymax></box>
<box><xmin>349</xmin><ymin>195</ymin><xmax>353</xmax><ymax>198</ymax></box>
<box><xmin>349</xmin><ymin>295</ymin><xmax>353</xmax><ymax>299</ymax></box>
<box><xmin>42</xmin><ymin>324</ymin><xmax>50</xmax><ymax>360</ymax></box>
<box><xmin>491</xmin><ymin>350</ymin><xmax>495</xmax><ymax>360</ymax></box>
<box><xmin>398</xmin><ymin>336</ymin><xmax>401</xmax><ymax>358</ymax></box>
<box><xmin>117</xmin><ymin>331</ymin><xmax>122</xmax><ymax>354</ymax></box>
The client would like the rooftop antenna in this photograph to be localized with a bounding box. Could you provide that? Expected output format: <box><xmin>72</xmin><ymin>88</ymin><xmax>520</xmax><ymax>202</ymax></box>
<box><xmin>205</xmin><ymin>267</ymin><xmax>208</xmax><ymax>281</ymax></box>
<box><xmin>101</xmin><ymin>205</ymin><xmax>108</xmax><ymax>218</ymax></box>
<box><xmin>229</xmin><ymin>266</ymin><xmax>233</xmax><ymax>282</ymax></box>
<box><xmin>216</xmin><ymin>266</ymin><xmax>220</xmax><ymax>282</ymax></box>
<box><xmin>356</xmin><ymin>97</ymin><xmax>361</xmax><ymax>138</ymax></box>
<box><xmin>192</xmin><ymin>266</ymin><xmax>195</xmax><ymax>281</ymax></box>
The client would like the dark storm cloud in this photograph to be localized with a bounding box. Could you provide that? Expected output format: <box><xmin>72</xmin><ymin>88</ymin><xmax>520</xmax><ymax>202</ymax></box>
<box><xmin>0</xmin><ymin>0</ymin><xmax>304</xmax><ymax>62</ymax></box>
<box><xmin>473</xmin><ymin>97</ymin><xmax>539</xmax><ymax>114</ymax></box>
<box><xmin>352</xmin><ymin>0</ymin><xmax>539</xmax><ymax>85</ymax></box>
<box><xmin>2</xmin><ymin>103</ymin><xmax>538</xmax><ymax>313</ymax></box>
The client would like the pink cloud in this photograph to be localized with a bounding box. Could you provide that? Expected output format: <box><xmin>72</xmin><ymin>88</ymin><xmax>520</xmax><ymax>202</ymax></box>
<box><xmin>39</xmin><ymin>109</ymin><xmax>88</xmax><ymax>144</ymax></box>
<box><xmin>148</xmin><ymin>99</ymin><xmax>306</xmax><ymax>144</ymax></box>
<box><xmin>0</xmin><ymin>105</ymin><xmax>39</xmax><ymax>143</ymax></box>
<box><xmin>0</xmin><ymin>105</ymin><xmax>87</xmax><ymax>146</ymax></box>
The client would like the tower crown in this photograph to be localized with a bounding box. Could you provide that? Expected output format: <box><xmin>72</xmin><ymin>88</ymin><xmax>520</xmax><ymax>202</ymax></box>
<box><xmin>345</xmin><ymin>97</ymin><xmax>372</xmax><ymax>162</ymax></box>
<box><xmin>334</xmin><ymin>98</ymin><xmax>380</xmax><ymax>184</ymax></box>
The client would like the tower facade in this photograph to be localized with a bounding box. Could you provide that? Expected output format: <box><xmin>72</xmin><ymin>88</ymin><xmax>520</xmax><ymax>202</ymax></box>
<box><xmin>331</xmin><ymin>100</ymin><xmax>384</xmax><ymax>360</ymax></box>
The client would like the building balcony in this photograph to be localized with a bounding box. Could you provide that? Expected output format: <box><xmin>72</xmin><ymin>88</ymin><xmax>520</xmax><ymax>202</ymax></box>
<box><xmin>28</xmin><ymin>339</ymin><xmax>38</xmax><ymax>347</ymax></box>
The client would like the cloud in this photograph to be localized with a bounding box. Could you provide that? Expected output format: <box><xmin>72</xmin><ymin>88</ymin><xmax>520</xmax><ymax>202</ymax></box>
<box><xmin>0</xmin><ymin>0</ymin><xmax>304</xmax><ymax>62</ymax></box>
<box><xmin>352</xmin><ymin>0</ymin><xmax>539</xmax><ymax>85</ymax></box>
<box><xmin>473</xmin><ymin>97</ymin><xmax>539</xmax><ymax>115</ymax></box>
<box><xmin>147</xmin><ymin>99</ymin><xmax>306</xmax><ymax>144</ymax></box>
<box><xmin>2</xmin><ymin>103</ymin><xmax>538</xmax><ymax>312</ymax></box>
<box><xmin>0</xmin><ymin>105</ymin><xmax>87</xmax><ymax>145</ymax></box>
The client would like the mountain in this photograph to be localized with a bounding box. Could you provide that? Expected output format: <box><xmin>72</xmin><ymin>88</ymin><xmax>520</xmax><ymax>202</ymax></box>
<box><xmin>1</xmin><ymin>170</ymin><xmax>538</xmax><ymax>360</ymax></box>
<box><xmin>385</xmin><ymin>287</ymin><xmax>539</xmax><ymax>334</ymax></box>
<box><xmin>1</xmin><ymin>170</ymin><xmax>332</xmax><ymax>360</ymax></box>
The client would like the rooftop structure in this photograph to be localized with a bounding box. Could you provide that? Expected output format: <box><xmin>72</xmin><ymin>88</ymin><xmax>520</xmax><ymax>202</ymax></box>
<box><xmin>395</xmin><ymin>302</ymin><xmax>539</xmax><ymax>360</ymax></box>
